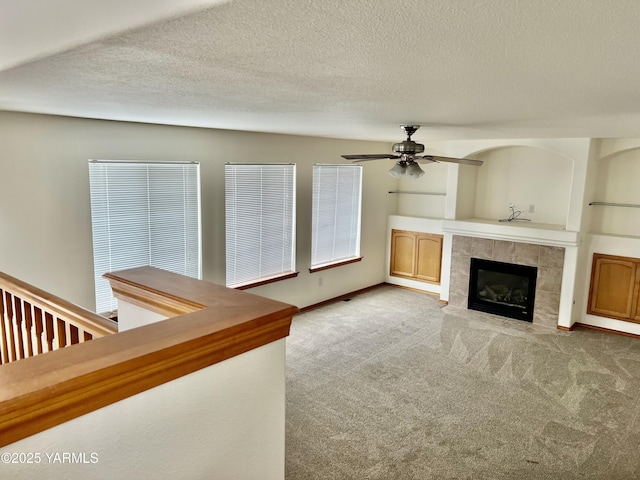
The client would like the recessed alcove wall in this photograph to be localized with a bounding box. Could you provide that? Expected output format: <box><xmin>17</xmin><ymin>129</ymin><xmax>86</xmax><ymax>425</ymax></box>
<box><xmin>395</xmin><ymin>152</ymin><xmax>449</xmax><ymax>219</ymax></box>
<box><xmin>590</xmin><ymin>147</ymin><xmax>640</xmax><ymax>237</ymax></box>
<box><xmin>455</xmin><ymin>146</ymin><xmax>573</xmax><ymax>226</ymax></box>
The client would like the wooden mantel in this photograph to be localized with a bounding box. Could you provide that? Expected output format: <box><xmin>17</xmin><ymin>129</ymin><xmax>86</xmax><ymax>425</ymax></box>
<box><xmin>0</xmin><ymin>267</ymin><xmax>298</xmax><ymax>447</ymax></box>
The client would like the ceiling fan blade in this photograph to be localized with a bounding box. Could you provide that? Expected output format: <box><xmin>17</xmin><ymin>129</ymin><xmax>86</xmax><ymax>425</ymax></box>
<box><xmin>416</xmin><ymin>155</ymin><xmax>483</xmax><ymax>166</ymax></box>
<box><xmin>341</xmin><ymin>154</ymin><xmax>401</xmax><ymax>161</ymax></box>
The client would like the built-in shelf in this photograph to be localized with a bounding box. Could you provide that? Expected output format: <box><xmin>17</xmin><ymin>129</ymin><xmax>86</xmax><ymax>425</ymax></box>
<box><xmin>388</xmin><ymin>191</ymin><xmax>446</xmax><ymax>196</ymax></box>
<box><xmin>442</xmin><ymin>218</ymin><xmax>578</xmax><ymax>247</ymax></box>
<box><xmin>589</xmin><ymin>202</ymin><xmax>640</xmax><ymax>208</ymax></box>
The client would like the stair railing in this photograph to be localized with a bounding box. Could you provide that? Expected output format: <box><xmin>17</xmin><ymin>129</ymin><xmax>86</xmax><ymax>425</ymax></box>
<box><xmin>0</xmin><ymin>271</ymin><xmax>117</xmax><ymax>364</ymax></box>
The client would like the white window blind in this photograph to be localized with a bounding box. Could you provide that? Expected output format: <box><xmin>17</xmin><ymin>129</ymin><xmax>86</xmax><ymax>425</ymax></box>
<box><xmin>311</xmin><ymin>164</ymin><xmax>362</xmax><ymax>267</ymax></box>
<box><xmin>225</xmin><ymin>163</ymin><xmax>296</xmax><ymax>287</ymax></box>
<box><xmin>89</xmin><ymin>160</ymin><xmax>201</xmax><ymax>314</ymax></box>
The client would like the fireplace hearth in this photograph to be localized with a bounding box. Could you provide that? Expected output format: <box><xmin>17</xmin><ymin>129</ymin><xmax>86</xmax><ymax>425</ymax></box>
<box><xmin>468</xmin><ymin>258</ymin><xmax>537</xmax><ymax>322</ymax></box>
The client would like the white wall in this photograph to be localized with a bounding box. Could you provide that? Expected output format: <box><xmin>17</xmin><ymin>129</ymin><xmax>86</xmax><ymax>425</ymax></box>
<box><xmin>116</xmin><ymin>300</ymin><xmax>167</xmax><ymax>331</ymax></box>
<box><xmin>467</xmin><ymin>146</ymin><xmax>573</xmax><ymax>225</ymax></box>
<box><xmin>590</xmin><ymin>146</ymin><xmax>640</xmax><ymax>237</ymax></box>
<box><xmin>0</xmin><ymin>111</ymin><xmax>396</xmax><ymax>311</ymax></box>
<box><xmin>395</xmin><ymin>150</ymin><xmax>449</xmax><ymax>219</ymax></box>
<box><xmin>454</xmin><ymin>164</ymin><xmax>478</xmax><ymax>220</ymax></box>
<box><xmin>5</xmin><ymin>339</ymin><xmax>286</xmax><ymax>480</ymax></box>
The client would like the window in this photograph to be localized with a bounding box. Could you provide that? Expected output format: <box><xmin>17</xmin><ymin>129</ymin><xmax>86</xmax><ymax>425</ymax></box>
<box><xmin>311</xmin><ymin>164</ymin><xmax>363</xmax><ymax>271</ymax></box>
<box><xmin>89</xmin><ymin>160</ymin><xmax>201</xmax><ymax>314</ymax></box>
<box><xmin>225</xmin><ymin>163</ymin><xmax>297</xmax><ymax>288</ymax></box>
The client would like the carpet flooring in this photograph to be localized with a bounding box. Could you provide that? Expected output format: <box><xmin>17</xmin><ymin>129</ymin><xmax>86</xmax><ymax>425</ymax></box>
<box><xmin>285</xmin><ymin>285</ymin><xmax>640</xmax><ymax>479</ymax></box>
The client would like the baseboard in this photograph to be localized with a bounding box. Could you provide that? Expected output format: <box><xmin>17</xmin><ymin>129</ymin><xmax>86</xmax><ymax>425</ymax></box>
<box><xmin>299</xmin><ymin>283</ymin><xmax>386</xmax><ymax>312</ymax></box>
<box><xmin>571</xmin><ymin>322</ymin><xmax>640</xmax><ymax>339</ymax></box>
<box><xmin>299</xmin><ymin>282</ymin><xmax>443</xmax><ymax>313</ymax></box>
<box><xmin>385</xmin><ymin>283</ymin><xmax>441</xmax><ymax>298</ymax></box>
<box><xmin>556</xmin><ymin>324</ymin><xmax>576</xmax><ymax>332</ymax></box>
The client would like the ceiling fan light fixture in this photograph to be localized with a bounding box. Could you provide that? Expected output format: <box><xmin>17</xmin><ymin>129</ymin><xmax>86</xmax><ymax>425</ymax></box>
<box><xmin>405</xmin><ymin>161</ymin><xmax>425</xmax><ymax>179</ymax></box>
<box><xmin>388</xmin><ymin>161</ymin><xmax>407</xmax><ymax>178</ymax></box>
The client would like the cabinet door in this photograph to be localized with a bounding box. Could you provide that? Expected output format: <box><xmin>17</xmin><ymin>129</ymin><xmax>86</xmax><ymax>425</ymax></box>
<box><xmin>415</xmin><ymin>234</ymin><xmax>443</xmax><ymax>283</ymax></box>
<box><xmin>632</xmin><ymin>264</ymin><xmax>640</xmax><ymax>323</ymax></box>
<box><xmin>588</xmin><ymin>254</ymin><xmax>637</xmax><ymax>321</ymax></box>
<box><xmin>390</xmin><ymin>230</ymin><xmax>416</xmax><ymax>278</ymax></box>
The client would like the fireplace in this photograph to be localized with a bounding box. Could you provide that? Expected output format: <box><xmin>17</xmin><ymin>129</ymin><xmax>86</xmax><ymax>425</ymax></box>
<box><xmin>468</xmin><ymin>258</ymin><xmax>537</xmax><ymax>322</ymax></box>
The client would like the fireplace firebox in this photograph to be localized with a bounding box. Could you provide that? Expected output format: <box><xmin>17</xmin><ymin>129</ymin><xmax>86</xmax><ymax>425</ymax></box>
<box><xmin>468</xmin><ymin>258</ymin><xmax>537</xmax><ymax>322</ymax></box>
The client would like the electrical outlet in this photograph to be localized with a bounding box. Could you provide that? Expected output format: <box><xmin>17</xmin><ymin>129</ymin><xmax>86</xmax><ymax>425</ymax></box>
<box><xmin>528</xmin><ymin>204</ymin><xmax>536</xmax><ymax>213</ymax></box>
<box><xmin>318</xmin><ymin>277</ymin><xmax>323</xmax><ymax>287</ymax></box>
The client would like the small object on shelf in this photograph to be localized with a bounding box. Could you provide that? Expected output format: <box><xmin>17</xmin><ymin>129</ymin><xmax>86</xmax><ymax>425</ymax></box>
<box><xmin>499</xmin><ymin>204</ymin><xmax>531</xmax><ymax>222</ymax></box>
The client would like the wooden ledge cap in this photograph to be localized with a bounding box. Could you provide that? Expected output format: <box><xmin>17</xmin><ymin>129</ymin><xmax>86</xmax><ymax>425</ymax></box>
<box><xmin>0</xmin><ymin>267</ymin><xmax>298</xmax><ymax>447</ymax></box>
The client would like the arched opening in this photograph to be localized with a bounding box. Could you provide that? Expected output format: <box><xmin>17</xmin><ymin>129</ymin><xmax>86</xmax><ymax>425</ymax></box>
<box><xmin>456</xmin><ymin>145</ymin><xmax>573</xmax><ymax>226</ymax></box>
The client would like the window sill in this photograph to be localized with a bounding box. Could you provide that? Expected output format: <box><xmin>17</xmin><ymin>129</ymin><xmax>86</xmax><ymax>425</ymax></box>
<box><xmin>309</xmin><ymin>257</ymin><xmax>363</xmax><ymax>273</ymax></box>
<box><xmin>230</xmin><ymin>271</ymin><xmax>300</xmax><ymax>290</ymax></box>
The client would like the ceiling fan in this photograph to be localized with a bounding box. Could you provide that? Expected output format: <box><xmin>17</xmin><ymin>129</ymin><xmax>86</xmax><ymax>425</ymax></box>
<box><xmin>341</xmin><ymin>125</ymin><xmax>483</xmax><ymax>178</ymax></box>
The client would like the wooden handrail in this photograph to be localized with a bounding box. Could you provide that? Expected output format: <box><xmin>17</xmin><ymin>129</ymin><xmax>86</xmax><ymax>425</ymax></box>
<box><xmin>0</xmin><ymin>272</ymin><xmax>117</xmax><ymax>363</ymax></box>
<box><xmin>0</xmin><ymin>267</ymin><xmax>298</xmax><ymax>447</ymax></box>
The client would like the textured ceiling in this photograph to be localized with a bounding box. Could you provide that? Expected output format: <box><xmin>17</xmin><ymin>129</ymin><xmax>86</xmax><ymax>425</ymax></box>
<box><xmin>1</xmin><ymin>0</ymin><xmax>640</xmax><ymax>142</ymax></box>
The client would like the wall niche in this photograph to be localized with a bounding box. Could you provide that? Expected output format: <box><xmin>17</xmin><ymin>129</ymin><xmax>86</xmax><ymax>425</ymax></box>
<box><xmin>590</xmin><ymin>147</ymin><xmax>640</xmax><ymax>238</ymax></box>
<box><xmin>395</xmin><ymin>151</ymin><xmax>449</xmax><ymax>219</ymax></box>
<box><xmin>455</xmin><ymin>145</ymin><xmax>573</xmax><ymax>227</ymax></box>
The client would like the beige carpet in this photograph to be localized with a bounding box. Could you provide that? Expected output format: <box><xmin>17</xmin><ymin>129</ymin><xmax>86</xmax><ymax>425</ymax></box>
<box><xmin>285</xmin><ymin>285</ymin><xmax>640</xmax><ymax>479</ymax></box>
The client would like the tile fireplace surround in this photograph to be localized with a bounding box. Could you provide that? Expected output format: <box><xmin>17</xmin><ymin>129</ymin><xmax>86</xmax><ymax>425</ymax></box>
<box><xmin>448</xmin><ymin>235</ymin><xmax>565</xmax><ymax>328</ymax></box>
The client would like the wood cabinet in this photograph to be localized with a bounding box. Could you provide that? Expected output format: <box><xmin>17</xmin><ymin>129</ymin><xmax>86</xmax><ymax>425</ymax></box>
<box><xmin>588</xmin><ymin>253</ymin><xmax>640</xmax><ymax>323</ymax></box>
<box><xmin>390</xmin><ymin>230</ymin><xmax>443</xmax><ymax>284</ymax></box>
